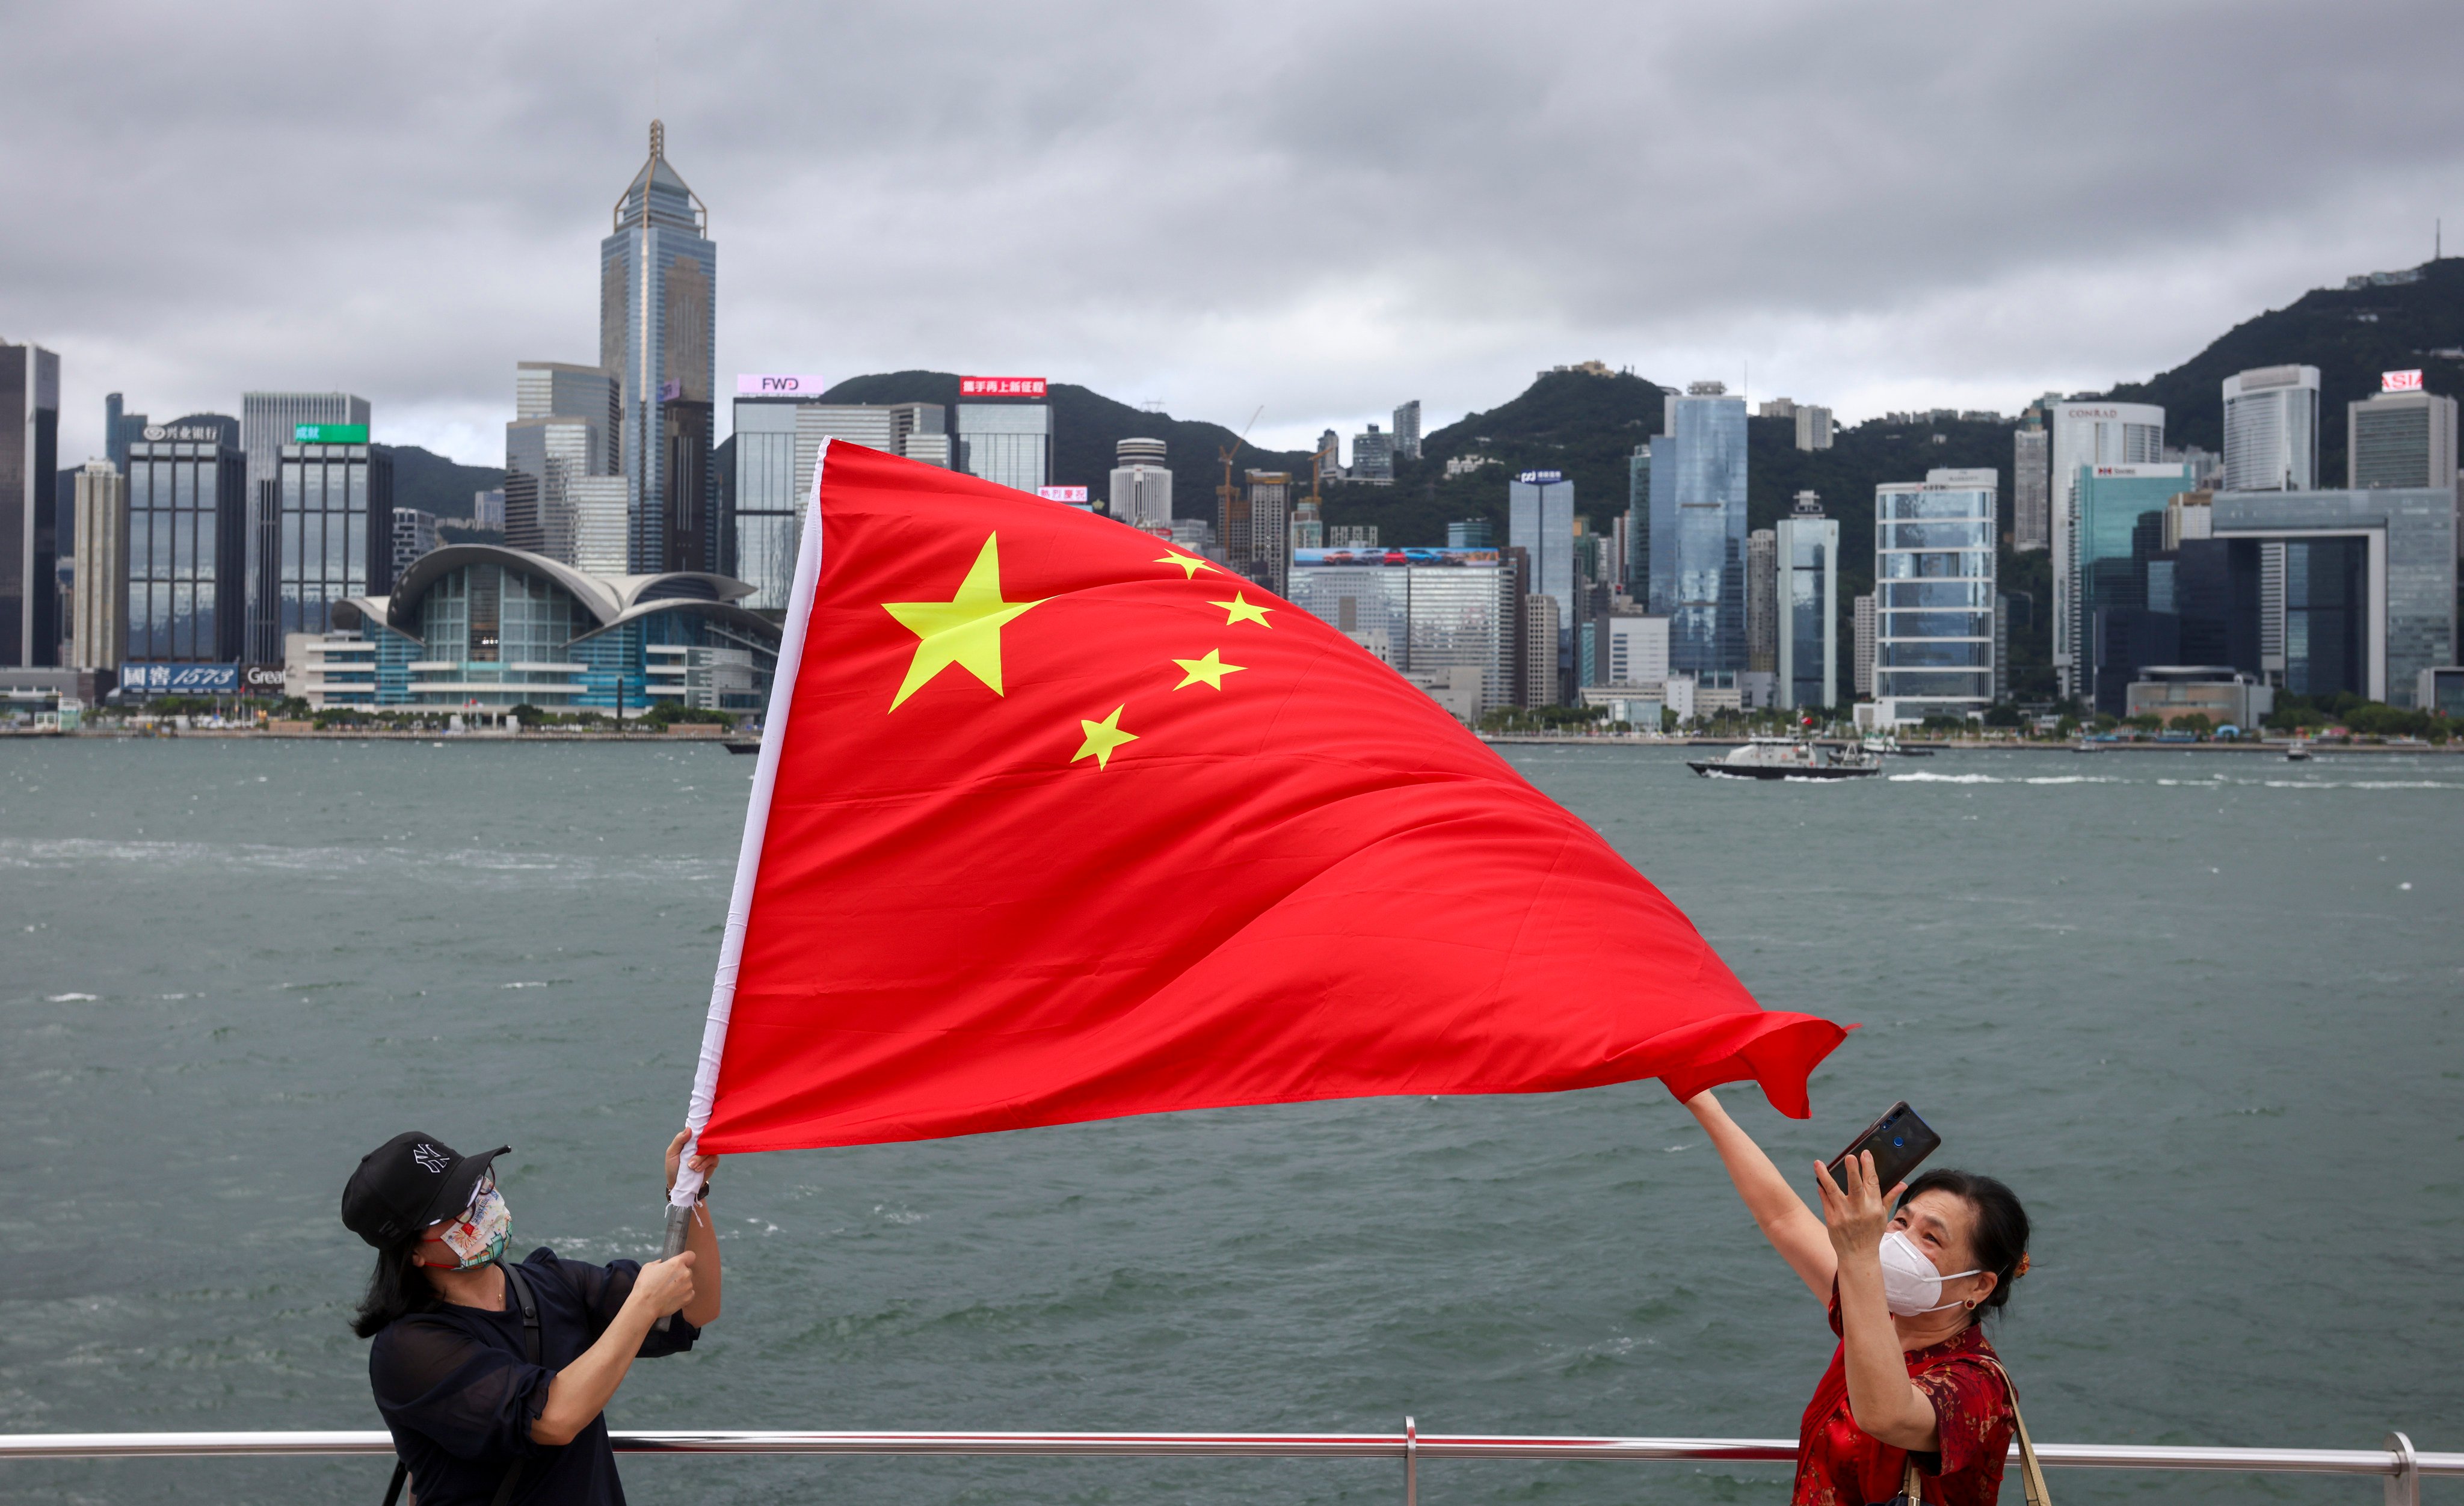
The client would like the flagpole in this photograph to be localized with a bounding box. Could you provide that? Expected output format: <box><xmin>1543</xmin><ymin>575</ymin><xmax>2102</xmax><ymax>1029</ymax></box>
<box><xmin>653</xmin><ymin>440</ymin><xmax>833</xmax><ymax>1320</ymax></box>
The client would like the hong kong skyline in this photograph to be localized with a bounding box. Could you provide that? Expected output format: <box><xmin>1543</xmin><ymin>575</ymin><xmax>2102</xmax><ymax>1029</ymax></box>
<box><xmin>3</xmin><ymin>0</ymin><xmax>2460</xmax><ymax>465</ymax></box>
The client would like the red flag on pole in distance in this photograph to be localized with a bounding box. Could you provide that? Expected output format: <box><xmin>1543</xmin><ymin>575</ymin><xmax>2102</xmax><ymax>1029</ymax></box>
<box><xmin>675</xmin><ymin>442</ymin><xmax>1847</xmax><ymax>1163</ymax></box>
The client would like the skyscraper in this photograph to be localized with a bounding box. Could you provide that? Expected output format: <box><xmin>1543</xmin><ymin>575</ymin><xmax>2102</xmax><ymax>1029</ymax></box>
<box><xmin>2348</xmin><ymin>381</ymin><xmax>2460</xmax><ymax>558</ymax></box>
<box><xmin>1</xmin><ymin>341</ymin><xmax>60</xmax><ymax>666</ymax></box>
<box><xmin>240</xmin><ymin>392</ymin><xmax>369</xmax><ymax>662</ymax></box>
<box><xmin>1351</xmin><ymin>424</ymin><xmax>1394</xmax><ymax>483</ymax></box>
<box><xmin>2013</xmin><ymin>408</ymin><xmax>2050</xmax><ymax>552</ymax></box>
<box><xmin>1508</xmin><ymin>470</ymin><xmax>1575</xmax><ymax>622</ymax></box>
<box><xmin>2222</xmin><ymin>365</ymin><xmax>2320</xmax><ymax>493</ymax></box>
<box><xmin>1648</xmin><ymin>382</ymin><xmax>1749</xmax><ymax>675</ymax></box>
<box><xmin>2050</xmin><ymin>401</ymin><xmax>2164</xmax><ymax>697</ymax></box>
<box><xmin>273</xmin><ymin>436</ymin><xmax>393</xmax><ymax>640</ymax></box>
<box><xmin>1794</xmin><ymin>405</ymin><xmax>1834</xmax><ymax>452</ymax></box>
<box><xmin>1240</xmin><ymin>470</ymin><xmax>1290</xmax><ymax>594</ymax></box>
<box><xmin>105</xmin><ymin>393</ymin><xmax>147</xmax><ymax>470</ymax></box>
<box><xmin>602</xmin><ymin>120</ymin><xmax>716</xmax><ymax>573</ymax></box>
<box><xmin>125</xmin><ymin>425</ymin><xmax>247</xmax><ymax>663</ymax></box>
<box><xmin>1391</xmin><ymin>400</ymin><xmax>1422</xmax><ymax>461</ymax></box>
<box><xmin>1626</xmin><ymin>441</ymin><xmax>1650</xmax><ymax>589</ymax></box>
<box><xmin>1109</xmin><ymin>437</ymin><xmax>1172</xmax><ymax>527</ymax></box>
<box><xmin>955</xmin><ymin>403</ymin><xmax>1052</xmax><ymax>493</ymax></box>
<box><xmin>70</xmin><ymin>461</ymin><xmax>127</xmax><ymax>673</ymax></box>
<box><xmin>1775</xmin><ymin>491</ymin><xmax>1838</xmax><ymax>710</ymax></box>
<box><xmin>1852</xmin><ymin>593</ymin><xmax>1876</xmax><ymax>698</ymax></box>
<box><xmin>1746</xmin><ymin>528</ymin><xmax>1778</xmax><ymax>674</ymax></box>
<box><xmin>1872</xmin><ymin>469</ymin><xmax>1997</xmax><ymax>723</ymax></box>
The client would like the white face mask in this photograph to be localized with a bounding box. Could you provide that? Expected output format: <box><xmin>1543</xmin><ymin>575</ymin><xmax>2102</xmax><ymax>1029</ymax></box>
<box><xmin>1879</xmin><ymin>1229</ymin><xmax>1982</xmax><ymax>1316</ymax></box>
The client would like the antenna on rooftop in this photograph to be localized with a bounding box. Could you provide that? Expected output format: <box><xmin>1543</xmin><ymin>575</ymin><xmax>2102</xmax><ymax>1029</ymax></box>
<box><xmin>651</xmin><ymin>119</ymin><xmax>665</xmax><ymax>161</ymax></box>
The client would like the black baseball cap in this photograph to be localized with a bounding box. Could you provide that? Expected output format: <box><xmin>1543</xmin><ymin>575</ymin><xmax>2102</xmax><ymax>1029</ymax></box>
<box><xmin>341</xmin><ymin>1132</ymin><xmax>510</xmax><ymax>1249</ymax></box>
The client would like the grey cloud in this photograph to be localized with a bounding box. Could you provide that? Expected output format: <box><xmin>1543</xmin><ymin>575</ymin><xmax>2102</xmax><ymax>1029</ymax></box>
<box><xmin>3</xmin><ymin>0</ymin><xmax>2460</xmax><ymax>463</ymax></box>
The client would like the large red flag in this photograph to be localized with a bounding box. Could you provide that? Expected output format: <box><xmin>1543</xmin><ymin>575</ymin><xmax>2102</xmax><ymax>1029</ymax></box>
<box><xmin>676</xmin><ymin>441</ymin><xmax>1845</xmax><ymax>1164</ymax></box>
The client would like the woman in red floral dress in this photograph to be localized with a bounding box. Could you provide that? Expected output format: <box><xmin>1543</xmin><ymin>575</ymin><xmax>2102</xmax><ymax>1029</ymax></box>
<box><xmin>1684</xmin><ymin>1092</ymin><xmax>2032</xmax><ymax>1506</ymax></box>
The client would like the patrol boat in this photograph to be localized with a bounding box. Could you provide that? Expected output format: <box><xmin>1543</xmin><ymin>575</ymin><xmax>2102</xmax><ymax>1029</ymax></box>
<box><xmin>1687</xmin><ymin>737</ymin><xmax>1881</xmax><ymax>781</ymax></box>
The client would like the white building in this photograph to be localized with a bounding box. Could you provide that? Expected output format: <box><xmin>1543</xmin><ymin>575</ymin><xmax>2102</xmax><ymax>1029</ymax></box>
<box><xmin>1873</xmin><ymin>469</ymin><xmax>1996</xmax><ymax>724</ymax></box>
<box><xmin>1109</xmin><ymin>436</ymin><xmax>1172</xmax><ymax>527</ymax></box>
<box><xmin>1605</xmin><ymin>612</ymin><xmax>1670</xmax><ymax>686</ymax></box>
<box><xmin>70</xmin><ymin>461</ymin><xmax>127</xmax><ymax>673</ymax></box>
<box><xmin>2050</xmin><ymin>401</ymin><xmax>2164</xmax><ymax>696</ymax></box>
<box><xmin>2222</xmin><ymin>365</ymin><xmax>2320</xmax><ymax>493</ymax></box>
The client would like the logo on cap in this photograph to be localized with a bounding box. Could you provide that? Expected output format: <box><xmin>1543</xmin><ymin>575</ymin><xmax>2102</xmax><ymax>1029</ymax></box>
<box><xmin>411</xmin><ymin>1143</ymin><xmax>449</xmax><ymax>1173</ymax></box>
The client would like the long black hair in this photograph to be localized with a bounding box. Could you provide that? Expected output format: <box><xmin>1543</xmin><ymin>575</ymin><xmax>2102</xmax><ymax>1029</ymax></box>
<box><xmin>1899</xmin><ymin>1167</ymin><xmax>2030</xmax><ymax>1318</ymax></box>
<box><xmin>351</xmin><ymin>1240</ymin><xmax>440</xmax><ymax>1339</ymax></box>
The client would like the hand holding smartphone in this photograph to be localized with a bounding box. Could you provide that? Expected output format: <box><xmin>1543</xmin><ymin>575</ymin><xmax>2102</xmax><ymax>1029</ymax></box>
<box><xmin>1826</xmin><ymin>1101</ymin><xmax>1940</xmax><ymax>1193</ymax></box>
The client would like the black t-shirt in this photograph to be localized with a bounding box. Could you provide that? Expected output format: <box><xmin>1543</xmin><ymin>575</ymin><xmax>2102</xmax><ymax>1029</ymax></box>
<box><xmin>368</xmin><ymin>1247</ymin><xmax>700</xmax><ymax>1506</ymax></box>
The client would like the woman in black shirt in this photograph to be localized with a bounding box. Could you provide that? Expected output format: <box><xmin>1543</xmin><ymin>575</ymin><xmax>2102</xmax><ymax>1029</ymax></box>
<box><xmin>340</xmin><ymin>1130</ymin><xmax>722</xmax><ymax>1505</ymax></box>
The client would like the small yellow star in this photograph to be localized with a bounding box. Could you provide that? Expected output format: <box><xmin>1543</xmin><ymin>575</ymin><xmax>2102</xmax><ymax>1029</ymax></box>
<box><xmin>1171</xmin><ymin>649</ymin><xmax>1246</xmax><ymax>691</ymax></box>
<box><xmin>1157</xmin><ymin>550</ymin><xmax>1218</xmax><ymax>579</ymax></box>
<box><xmin>1208</xmin><ymin>592</ymin><xmax>1274</xmax><ymax>627</ymax></box>
<box><xmin>1071</xmin><ymin>705</ymin><xmax>1139</xmax><ymax>770</ymax></box>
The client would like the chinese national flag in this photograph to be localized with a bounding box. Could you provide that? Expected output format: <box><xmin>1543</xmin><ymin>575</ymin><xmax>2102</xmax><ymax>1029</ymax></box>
<box><xmin>691</xmin><ymin>443</ymin><xmax>1846</xmax><ymax>1154</ymax></box>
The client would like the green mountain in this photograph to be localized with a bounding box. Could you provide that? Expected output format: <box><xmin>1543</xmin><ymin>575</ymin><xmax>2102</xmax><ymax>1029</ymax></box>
<box><xmin>819</xmin><ymin>371</ymin><xmax>1310</xmax><ymax>517</ymax></box>
<box><xmin>377</xmin><ymin>444</ymin><xmax>504</xmax><ymax>521</ymax></box>
<box><xmin>2103</xmin><ymin>255</ymin><xmax>2464</xmax><ymax>481</ymax></box>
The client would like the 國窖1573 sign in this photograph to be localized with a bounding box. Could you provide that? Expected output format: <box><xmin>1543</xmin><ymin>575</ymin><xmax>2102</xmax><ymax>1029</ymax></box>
<box><xmin>961</xmin><ymin>376</ymin><xmax>1047</xmax><ymax>398</ymax></box>
<box><xmin>2383</xmin><ymin>369</ymin><xmax>2425</xmax><ymax>393</ymax></box>
<box><xmin>120</xmin><ymin>662</ymin><xmax>241</xmax><ymax>695</ymax></box>
<box><xmin>295</xmin><ymin>423</ymin><xmax>369</xmax><ymax>443</ymax></box>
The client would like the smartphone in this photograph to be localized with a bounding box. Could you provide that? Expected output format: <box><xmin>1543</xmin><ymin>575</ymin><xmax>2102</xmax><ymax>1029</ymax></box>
<box><xmin>1827</xmin><ymin>1102</ymin><xmax>1940</xmax><ymax>1191</ymax></box>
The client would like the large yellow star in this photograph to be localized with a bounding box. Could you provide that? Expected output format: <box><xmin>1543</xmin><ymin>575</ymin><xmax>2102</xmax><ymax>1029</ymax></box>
<box><xmin>1071</xmin><ymin>705</ymin><xmax>1139</xmax><ymax>769</ymax></box>
<box><xmin>1157</xmin><ymin>550</ymin><xmax>1217</xmax><ymax>579</ymax></box>
<box><xmin>1208</xmin><ymin>591</ymin><xmax>1274</xmax><ymax>627</ymax></box>
<box><xmin>881</xmin><ymin>533</ymin><xmax>1047</xmax><ymax>710</ymax></box>
<box><xmin>1171</xmin><ymin>649</ymin><xmax>1245</xmax><ymax>690</ymax></box>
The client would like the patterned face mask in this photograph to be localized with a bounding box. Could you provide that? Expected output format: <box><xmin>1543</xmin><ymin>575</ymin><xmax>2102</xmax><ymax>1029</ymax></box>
<box><xmin>430</xmin><ymin>1172</ymin><xmax>510</xmax><ymax>1271</ymax></box>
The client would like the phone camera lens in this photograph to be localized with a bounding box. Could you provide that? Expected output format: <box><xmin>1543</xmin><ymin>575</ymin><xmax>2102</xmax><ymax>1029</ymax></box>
<box><xmin>1892</xmin><ymin>1136</ymin><xmax>1906</xmax><ymax>1148</ymax></box>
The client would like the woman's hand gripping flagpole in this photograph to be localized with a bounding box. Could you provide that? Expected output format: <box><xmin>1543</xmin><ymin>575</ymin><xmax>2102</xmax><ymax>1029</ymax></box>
<box><xmin>653</xmin><ymin>455</ymin><xmax>829</xmax><ymax>1332</ymax></box>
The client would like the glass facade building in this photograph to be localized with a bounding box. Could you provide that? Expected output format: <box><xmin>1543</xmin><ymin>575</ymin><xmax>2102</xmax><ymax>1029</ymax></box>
<box><xmin>2210</xmin><ymin>487</ymin><xmax>2456</xmax><ymax>707</ymax></box>
<box><xmin>955</xmin><ymin>404</ymin><xmax>1052</xmax><ymax>493</ymax></box>
<box><xmin>1508</xmin><ymin>471</ymin><xmax>1574</xmax><ymax>621</ymax></box>
<box><xmin>323</xmin><ymin>544</ymin><xmax>777</xmax><ymax>712</ymax></box>
<box><xmin>1775</xmin><ymin>502</ymin><xmax>1838</xmax><ymax>710</ymax></box>
<box><xmin>2221</xmin><ymin>366</ymin><xmax>2319</xmax><ymax>493</ymax></box>
<box><xmin>274</xmin><ymin>440</ymin><xmax>393</xmax><ymax>641</ymax></box>
<box><xmin>602</xmin><ymin>121</ymin><xmax>716</xmax><ymax>574</ymax></box>
<box><xmin>2049</xmin><ymin>401</ymin><xmax>2164</xmax><ymax>696</ymax></box>
<box><xmin>1287</xmin><ymin>547</ymin><xmax>1516</xmax><ymax>713</ymax></box>
<box><xmin>1873</xmin><ymin>469</ymin><xmax>1997</xmax><ymax>718</ymax></box>
<box><xmin>125</xmin><ymin>435</ymin><xmax>247</xmax><ymax>662</ymax></box>
<box><xmin>1647</xmin><ymin>390</ymin><xmax>1748</xmax><ymax>675</ymax></box>
<box><xmin>240</xmin><ymin>392</ymin><xmax>368</xmax><ymax>661</ymax></box>
<box><xmin>2075</xmin><ymin>462</ymin><xmax>2196</xmax><ymax>712</ymax></box>
<box><xmin>2</xmin><ymin>342</ymin><xmax>60</xmax><ymax>667</ymax></box>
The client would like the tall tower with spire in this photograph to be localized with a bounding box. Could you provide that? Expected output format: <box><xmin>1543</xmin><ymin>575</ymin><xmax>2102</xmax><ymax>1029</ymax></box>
<box><xmin>601</xmin><ymin>119</ymin><xmax>716</xmax><ymax>573</ymax></box>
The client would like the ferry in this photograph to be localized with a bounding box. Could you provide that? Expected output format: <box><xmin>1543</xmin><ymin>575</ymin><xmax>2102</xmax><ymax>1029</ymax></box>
<box><xmin>1687</xmin><ymin>737</ymin><xmax>1882</xmax><ymax>781</ymax></box>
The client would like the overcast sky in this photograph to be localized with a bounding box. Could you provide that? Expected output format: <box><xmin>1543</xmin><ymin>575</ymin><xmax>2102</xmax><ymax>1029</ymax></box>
<box><xmin>5</xmin><ymin>0</ymin><xmax>2461</xmax><ymax>466</ymax></box>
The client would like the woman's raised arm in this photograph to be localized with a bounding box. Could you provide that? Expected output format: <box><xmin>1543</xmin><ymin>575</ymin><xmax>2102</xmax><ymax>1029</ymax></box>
<box><xmin>1684</xmin><ymin>1090</ymin><xmax>1836</xmax><ymax>1300</ymax></box>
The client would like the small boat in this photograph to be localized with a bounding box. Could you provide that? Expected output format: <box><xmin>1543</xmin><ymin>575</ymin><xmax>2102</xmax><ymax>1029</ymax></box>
<box><xmin>2284</xmin><ymin>742</ymin><xmax>2313</xmax><ymax>763</ymax></box>
<box><xmin>1860</xmin><ymin>733</ymin><xmax>1933</xmax><ymax>758</ymax></box>
<box><xmin>1687</xmin><ymin>737</ymin><xmax>1882</xmax><ymax>781</ymax></box>
<box><xmin>723</xmin><ymin>740</ymin><xmax>763</xmax><ymax>755</ymax></box>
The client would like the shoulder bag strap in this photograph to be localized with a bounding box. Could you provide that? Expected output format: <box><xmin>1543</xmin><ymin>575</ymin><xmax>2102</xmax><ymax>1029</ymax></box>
<box><xmin>490</xmin><ymin>1264</ymin><xmax>546</xmax><ymax>1506</ymax></box>
<box><xmin>380</xmin><ymin>1458</ymin><xmax>410</xmax><ymax>1506</ymax></box>
<box><xmin>1976</xmin><ymin>1357</ymin><xmax>2052</xmax><ymax>1506</ymax></box>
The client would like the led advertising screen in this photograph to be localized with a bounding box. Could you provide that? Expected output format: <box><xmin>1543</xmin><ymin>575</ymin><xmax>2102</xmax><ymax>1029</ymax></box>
<box><xmin>1292</xmin><ymin>547</ymin><xmax>1501</xmax><ymax>568</ymax></box>
<box><xmin>120</xmin><ymin>663</ymin><xmax>241</xmax><ymax>695</ymax></box>
<box><xmin>961</xmin><ymin>376</ymin><xmax>1047</xmax><ymax>397</ymax></box>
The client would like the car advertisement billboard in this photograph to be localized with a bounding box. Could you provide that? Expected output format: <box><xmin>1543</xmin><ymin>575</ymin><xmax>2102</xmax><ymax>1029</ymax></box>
<box><xmin>120</xmin><ymin>662</ymin><xmax>241</xmax><ymax>695</ymax></box>
<box><xmin>961</xmin><ymin>376</ymin><xmax>1047</xmax><ymax>397</ymax></box>
<box><xmin>1292</xmin><ymin>547</ymin><xmax>1501</xmax><ymax>568</ymax></box>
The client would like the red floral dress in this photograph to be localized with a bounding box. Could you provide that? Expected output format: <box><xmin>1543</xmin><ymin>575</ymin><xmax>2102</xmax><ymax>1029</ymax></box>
<box><xmin>1793</xmin><ymin>1289</ymin><xmax>2014</xmax><ymax>1506</ymax></box>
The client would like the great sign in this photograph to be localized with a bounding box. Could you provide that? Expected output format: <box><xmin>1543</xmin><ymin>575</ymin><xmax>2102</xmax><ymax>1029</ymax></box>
<box><xmin>2383</xmin><ymin>369</ymin><xmax>2426</xmax><ymax>393</ymax></box>
<box><xmin>736</xmin><ymin>374</ymin><xmax>832</xmax><ymax>396</ymax></box>
<box><xmin>960</xmin><ymin>376</ymin><xmax>1047</xmax><ymax>397</ymax></box>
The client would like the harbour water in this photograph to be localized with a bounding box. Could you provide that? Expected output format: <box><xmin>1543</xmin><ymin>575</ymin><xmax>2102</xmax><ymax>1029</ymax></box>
<box><xmin>2</xmin><ymin>739</ymin><xmax>2459</xmax><ymax>1505</ymax></box>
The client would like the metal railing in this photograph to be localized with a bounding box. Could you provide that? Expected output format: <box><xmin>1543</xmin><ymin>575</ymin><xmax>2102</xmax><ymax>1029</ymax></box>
<box><xmin>3</xmin><ymin>1426</ymin><xmax>2453</xmax><ymax>1505</ymax></box>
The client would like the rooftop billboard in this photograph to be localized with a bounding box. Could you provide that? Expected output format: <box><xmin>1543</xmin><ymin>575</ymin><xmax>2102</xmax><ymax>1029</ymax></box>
<box><xmin>737</xmin><ymin>374</ymin><xmax>832</xmax><ymax>396</ymax></box>
<box><xmin>961</xmin><ymin>376</ymin><xmax>1047</xmax><ymax>397</ymax></box>
<box><xmin>1293</xmin><ymin>547</ymin><xmax>1501</xmax><ymax>568</ymax></box>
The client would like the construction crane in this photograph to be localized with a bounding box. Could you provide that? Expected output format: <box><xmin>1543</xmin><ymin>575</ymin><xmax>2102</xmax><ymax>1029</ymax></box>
<box><xmin>1215</xmin><ymin>405</ymin><xmax>1265</xmax><ymax>530</ymax></box>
